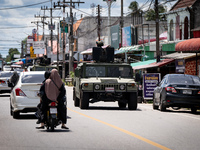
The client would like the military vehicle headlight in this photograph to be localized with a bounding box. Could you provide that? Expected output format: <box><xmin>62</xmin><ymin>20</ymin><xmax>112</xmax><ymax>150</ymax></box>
<box><xmin>94</xmin><ymin>84</ymin><xmax>100</xmax><ymax>90</ymax></box>
<box><xmin>119</xmin><ymin>84</ymin><xmax>125</xmax><ymax>90</ymax></box>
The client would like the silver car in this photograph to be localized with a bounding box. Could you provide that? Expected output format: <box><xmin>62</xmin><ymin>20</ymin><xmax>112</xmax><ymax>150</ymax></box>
<box><xmin>0</xmin><ymin>71</ymin><xmax>14</xmax><ymax>93</ymax></box>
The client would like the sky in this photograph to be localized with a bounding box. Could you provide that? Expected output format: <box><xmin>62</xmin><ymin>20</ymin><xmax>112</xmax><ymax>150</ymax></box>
<box><xmin>0</xmin><ymin>0</ymin><xmax>176</xmax><ymax>58</ymax></box>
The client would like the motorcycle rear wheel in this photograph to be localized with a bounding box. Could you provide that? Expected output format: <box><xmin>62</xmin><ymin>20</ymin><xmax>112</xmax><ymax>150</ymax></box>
<box><xmin>50</xmin><ymin>118</ymin><xmax>56</xmax><ymax>131</ymax></box>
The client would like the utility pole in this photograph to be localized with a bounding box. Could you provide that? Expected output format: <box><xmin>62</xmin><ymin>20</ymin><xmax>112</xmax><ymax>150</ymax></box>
<box><xmin>104</xmin><ymin>0</ymin><xmax>116</xmax><ymax>45</ymax></box>
<box><xmin>54</xmin><ymin>0</ymin><xmax>67</xmax><ymax>80</ymax></box>
<box><xmin>121</xmin><ymin>0</ymin><xmax>123</xmax><ymax>47</ymax></box>
<box><xmin>57</xmin><ymin>22</ymin><xmax>60</xmax><ymax>69</ymax></box>
<box><xmin>35</xmin><ymin>8</ymin><xmax>48</xmax><ymax>41</ymax></box>
<box><xmin>54</xmin><ymin>0</ymin><xmax>84</xmax><ymax>80</ymax></box>
<box><xmin>97</xmin><ymin>5</ymin><xmax>101</xmax><ymax>41</ymax></box>
<box><xmin>41</xmin><ymin>1</ymin><xmax>60</xmax><ymax>53</ymax></box>
<box><xmin>155</xmin><ymin>0</ymin><xmax>160</xmax><ymax>63</ymax></box>
<box><xmin>69</xmin><ymin>0</ymin><xmax>73</xmax><ymax>73</ymax></box>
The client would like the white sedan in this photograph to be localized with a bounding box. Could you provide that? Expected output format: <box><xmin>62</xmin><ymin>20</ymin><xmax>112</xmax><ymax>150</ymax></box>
<box><xmin>10</xmin><ymin>71</ymin><xmax>45</xmax><ymax>118</ymax></box>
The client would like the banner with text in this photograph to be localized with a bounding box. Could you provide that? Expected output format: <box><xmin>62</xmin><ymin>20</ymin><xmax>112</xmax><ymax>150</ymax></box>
<box><xmin>143</xmin><ymin>73</ymin><xmax>160</xmax><ymax>100</ymax></box>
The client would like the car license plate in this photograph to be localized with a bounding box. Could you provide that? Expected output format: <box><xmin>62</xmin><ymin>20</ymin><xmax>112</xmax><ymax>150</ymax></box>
<box><xmin>183</xmin><ymin>90</ymin><xmax>192</xmax><ymax>95</ymax></box>
<box><xmin>50</xmin><ymin>108</ymin><xmax>57</xmax><ymax>114</ymax></box>
<box><xmin>105</xmin><ymin>87</ymin><xmax>114</xmax><ymax>92</ymax></box>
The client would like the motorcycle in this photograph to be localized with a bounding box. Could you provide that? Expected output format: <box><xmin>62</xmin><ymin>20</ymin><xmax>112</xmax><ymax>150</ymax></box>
<box><xmin>46</xmin><ymin>101</ymin><xmax>62</xmax><ymax>131</ymax></box>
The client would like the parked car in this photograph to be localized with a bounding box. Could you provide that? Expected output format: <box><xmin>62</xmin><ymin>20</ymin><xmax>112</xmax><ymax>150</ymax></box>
<box><xmin>3</xmin><ymin>65</ymin><xmax>11</xmax><ymax>71</ymax></box>
<box><xmin>153</xmin><ymin>74</ymin><xmax>200</xmax><ymax>113</ymax></box>
<box><xmin>10</xmin><ymin>71</ymin><xmax>45</xmax><ymax>118</ymax></box>
<box><xmin>0</xmin><ymin>71</ymin><xmax>15</xmax><ymax>93</ymax></box>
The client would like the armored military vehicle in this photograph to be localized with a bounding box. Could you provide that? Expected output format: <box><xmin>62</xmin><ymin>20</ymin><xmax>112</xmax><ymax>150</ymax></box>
<box><xmin>73</xmin><ymin>44</ymin><xmax>138</xmax><ymax>110</ymax></box>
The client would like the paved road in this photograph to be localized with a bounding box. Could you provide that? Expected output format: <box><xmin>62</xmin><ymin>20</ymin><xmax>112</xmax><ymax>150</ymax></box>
<box><xmin>0</xmin><ymin>86</ymin><xmax>200</xmax><ymax>150</ymax></box>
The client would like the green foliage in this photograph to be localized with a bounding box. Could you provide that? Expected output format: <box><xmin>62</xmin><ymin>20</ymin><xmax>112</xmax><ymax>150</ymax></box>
<box><xmin>144</xmin><ymin>5</ymin><xmax>167</xmax><ymax>21</ymax></box>
<box><xmin>129</xmin><ymin>1</ymin><xmax>139</xmax><ymax>12</ymax></box>
<box><xmin>69</xmin><ymin>71</ymin><xmax>74</xmax><ymax>78</ymax></box>
<box><xmin>6</xmin><ymin>48</ymin><xmax>20</xmax><ymax>62</ymax></box>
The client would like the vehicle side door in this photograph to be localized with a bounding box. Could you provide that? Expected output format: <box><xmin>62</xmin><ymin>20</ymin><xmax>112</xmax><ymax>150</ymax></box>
<box><xmin>154</xmin><ymin>77</ymin><xmax>166</xmax><ymax>103</ymax></box>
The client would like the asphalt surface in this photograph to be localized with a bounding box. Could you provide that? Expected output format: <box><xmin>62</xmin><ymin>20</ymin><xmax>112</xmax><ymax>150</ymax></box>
<box><xmin>0</xmin><ymin>86</ymin><xmax>200</xmax><ymax>150</ymax></box>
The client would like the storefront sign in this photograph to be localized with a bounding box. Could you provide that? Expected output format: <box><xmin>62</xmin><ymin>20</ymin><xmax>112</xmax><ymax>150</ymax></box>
<box><xmin>122</xmin><ymin>26</ymin><xmax>132</xmax><ymax>47</ymax></box>
<box><xmin>175</xmin><ymin>59</ymin><xmax>185</xmax><ymax>73</ymax></box>
<box><xmin>143</xmin><ymin>73</ymin><xmax>160</xmax><ymax>100</ymax></box>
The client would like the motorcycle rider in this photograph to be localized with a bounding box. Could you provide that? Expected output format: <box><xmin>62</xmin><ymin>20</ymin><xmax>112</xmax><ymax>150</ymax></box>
<box><xmin>36</xmin><ymin>69</ymin><xmax>68</xmax><ymax>129</ymax></box>
<box><xmin>35</xmin><ymin>71</ymin><xmax>51</xmax><ymax>124</ymax></box>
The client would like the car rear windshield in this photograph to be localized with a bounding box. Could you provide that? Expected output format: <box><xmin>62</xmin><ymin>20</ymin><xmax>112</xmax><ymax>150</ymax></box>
<box><xmin>168</xmin><ymin>75</ymin><xmax>200</xmax><ymax>84</ymax></box>
<box><xmin>21</xmin><ymin>74</ymin><xmax>45</xmax><ymax>83</ymax></box>
<box><xmin>0</xmin><ymin>72</ymin><xmax>13</xmax><ymax>77</ymax></box>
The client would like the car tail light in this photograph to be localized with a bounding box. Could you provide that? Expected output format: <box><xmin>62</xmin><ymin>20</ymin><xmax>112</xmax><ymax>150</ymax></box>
<box><xmin>0</xmin><ymin>80</ymin><xmax>5</xmax><ymax>84</ymax></box>
<box><xmin>165</xmin><ymin>87</ymin><xmax>177</xmax><ymax>93</ymax></box>
<box><xmin>15</xmin><ymin>88</ymin><xmax>26</xmax><ymax>96</ymax></box>
<box><xmin>198</xmin><ymin>91</ymin><xmax>200</xmax><ymax>94</ymax></box>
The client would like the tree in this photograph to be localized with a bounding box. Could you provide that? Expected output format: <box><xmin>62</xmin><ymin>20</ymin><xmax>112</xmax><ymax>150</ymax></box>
<box><xmin>6</xmin><ymin>48</ymin><xmax>20</xmax><ymax>62</ymax></box>
<box><xmin>145</xmin><ymin>4</ymin><xmax>167</xmax><ymax>21</ymax></box>
<box><xmin>129</xmin><ymin>1</ymin><xmax>139</xmax><ymax>13</ymax></box>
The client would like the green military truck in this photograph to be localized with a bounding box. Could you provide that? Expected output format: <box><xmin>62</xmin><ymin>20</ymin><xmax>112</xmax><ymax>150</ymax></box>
<box><xmin>73</xmin><ymin>46</ymin><xmax>138</xmax><ymax>110</ymax></box>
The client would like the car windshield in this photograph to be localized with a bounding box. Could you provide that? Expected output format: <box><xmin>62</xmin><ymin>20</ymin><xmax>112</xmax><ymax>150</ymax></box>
<box><xmin>85</xmin><ymin>66</ymin><xmax>132</xmax><ymax>78</ymax></box>
<box><xmin>21</xmin><ymin>74</ymin><xmax>45</xmax><ymax>83</ymax></box>
<box><xmin>168</xmin><ymin>75</ymin><xmax>200</xmax><ymax>84</ymax></box>
<box><xmin>108</xmin><ymin>66</ymin><xmax>132</xmax><ymax>78</ymax></box>
<box><xmin>86</xmin><ymin>66</ymin><xmax>105</xmax><ymax>77</ymax></box>
<box><xmin>0</xmin><ymin>72</ymin><xmax>13</xmax><ymax>77</ymax></box>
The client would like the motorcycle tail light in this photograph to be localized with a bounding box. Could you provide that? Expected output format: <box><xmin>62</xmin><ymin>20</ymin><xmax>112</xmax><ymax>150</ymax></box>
<box><xmin>51</xmin><ymin>102</ymin><xmax>56</xmax><ymax>106</ymax></box>
<box><xmin>15</xmin><ymin>88</ymin><xmax>26</xmax><ymax>96</ymax></box>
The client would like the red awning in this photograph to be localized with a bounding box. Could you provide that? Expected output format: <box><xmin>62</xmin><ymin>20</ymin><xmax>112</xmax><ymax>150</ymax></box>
<box><xmin>133</xmin><ymin>59</ymin><xmax>174</xmax><ymax>70</ymax></box>
<box><xmin>15</xmin><ymin>61</ymin><xmax>23</xmax><ymax>65</ymax></box>
<box><xmin>175</xmin><ymin>38</ymin><xmax>200</xmax><ymax>52</ymax></box>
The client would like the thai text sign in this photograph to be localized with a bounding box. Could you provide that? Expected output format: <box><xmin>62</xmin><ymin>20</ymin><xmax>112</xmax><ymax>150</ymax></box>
<box><xmin>175</xmin><ymin>59</ymin><xmax>185</xmax><ymax>73</ymax></box>
<box><xmin>143</xmin><ymin>73</ymin><xmax>160</xmax><ymax>99</ymax></box>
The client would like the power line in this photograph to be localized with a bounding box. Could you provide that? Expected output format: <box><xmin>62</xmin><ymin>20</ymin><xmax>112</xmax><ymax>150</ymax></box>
<box><xmin>0</xmin><ymin>26</ymin><xmax>35</xmax><ymax>29</ymax></box>
<box><xmin>0</xmin><ymin>0</ymin><xmax>51</xmax><ymax>10</ymax></box>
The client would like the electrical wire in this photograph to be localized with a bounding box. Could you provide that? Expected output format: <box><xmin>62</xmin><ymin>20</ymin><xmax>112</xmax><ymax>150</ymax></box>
<box><xmin>0</xmin><ymin>0</ymin><xmax>51</xmax><ymax>10</ymax></box>
<box><xmin>0</xmin><ymin>26</ymin><xmax>35</xmax><ymax>29</ymax></box>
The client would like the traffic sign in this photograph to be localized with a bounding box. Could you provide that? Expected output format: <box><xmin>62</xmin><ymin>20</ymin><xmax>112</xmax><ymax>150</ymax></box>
<box><xmin>60</xmin><ymin>20</ymin><xmax>68</xmax><ymax>33</ymax></box>
<box><xmin>30</xmin><ymin>47</ymin><xmax>36</xmax><ymax>58</ymax></box>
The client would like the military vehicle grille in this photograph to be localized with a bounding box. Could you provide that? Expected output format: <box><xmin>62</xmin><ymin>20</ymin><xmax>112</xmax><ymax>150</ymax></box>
<box><xmin>101</xmin><ymin>84</ymin><xmax>119</xmax><ymax>90</ymax></box>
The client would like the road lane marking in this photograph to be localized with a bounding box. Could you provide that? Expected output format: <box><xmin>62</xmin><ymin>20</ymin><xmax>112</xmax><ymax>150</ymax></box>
<box><xmin>68</xmin><ymin>107</ymin><xmax>171</xmax><ymax>150</ymax></box>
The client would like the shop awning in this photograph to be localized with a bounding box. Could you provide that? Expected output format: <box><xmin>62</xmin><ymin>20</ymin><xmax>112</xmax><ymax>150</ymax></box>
<box><xmin>114</xmin><ymin>45</ymin><xmax>143</xmax><ymax>55</ymax></box>
<box><xmin>175</xmin><ymin>38</ymin><xmax>200</xmax><ymax>52</ymax></box>
<box><xmin>162</xmin><ymin>52</ymin><xmax>200</xmax><ymax>59</ymax></box>
<box><xmin>131</xmin><ymin>59</ymin><xmax>174</xmax><ymax>70</ymax></box>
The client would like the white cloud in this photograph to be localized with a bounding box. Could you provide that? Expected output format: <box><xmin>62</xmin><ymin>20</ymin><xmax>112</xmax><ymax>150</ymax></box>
<box><xmin>5</xmin><ymin>0</ymin><xmax>23</xmax><ymax>6</ymax></box>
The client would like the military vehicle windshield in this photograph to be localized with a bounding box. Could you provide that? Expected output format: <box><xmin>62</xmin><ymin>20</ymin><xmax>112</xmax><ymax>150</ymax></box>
<box><xmin>85</xmin><ymin>66</ymin><xmax>132</xmax><ymax>78</ymax></box>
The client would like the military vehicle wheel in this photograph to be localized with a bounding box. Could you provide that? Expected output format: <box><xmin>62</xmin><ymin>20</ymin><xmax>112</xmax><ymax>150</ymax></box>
<box><xmin>128</xmin><ymin>93</ymin><xmax>137</xmax><ymax>110</ymax></box>
<box><xmin>73</xmin><ymin>88</ymin><xmax>79</xmax><ymax>107</ymax></box>
<box><xmin>118</xmin><ymin>101</ymin><xmax>127</xmax><ymax>108</ymax></box>
<box><xmin>80</xmin><ymin>91</ymin><xmax>89</xmax><ymax>109</ymax></box>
